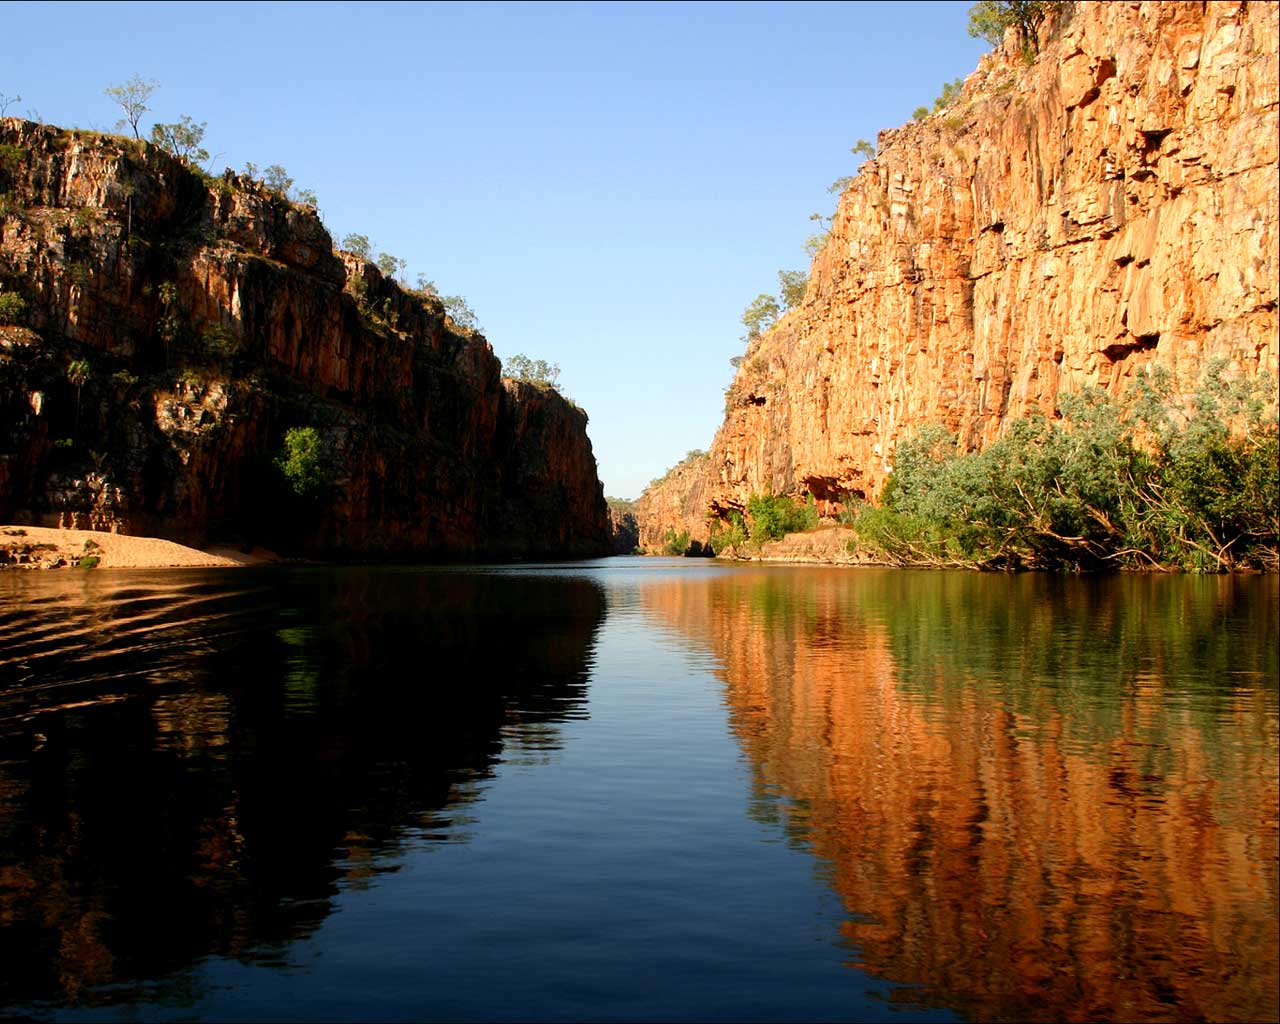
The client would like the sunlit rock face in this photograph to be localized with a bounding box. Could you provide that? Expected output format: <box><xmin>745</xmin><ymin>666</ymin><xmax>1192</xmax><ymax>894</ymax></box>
<box><xmin>641</xmin><ymin>569</ymin><xmax>1280</xmax><ymax>1022</ymax></box>
<box><xmin>0</xmin><ymin>120</ymin><xmax>610</xmax><ymax>557</ymax></box>
<box><xmin>639</xmin><ymin>0</ymin><xmax>1279</xmax><ymax>549</ymax></box>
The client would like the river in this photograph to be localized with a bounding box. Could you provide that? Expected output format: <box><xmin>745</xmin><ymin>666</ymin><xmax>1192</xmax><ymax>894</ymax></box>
<box><xmin>1</xmin><ymin>560</ymin><xmax>1276</xmax><ymax>1021</ymax></box>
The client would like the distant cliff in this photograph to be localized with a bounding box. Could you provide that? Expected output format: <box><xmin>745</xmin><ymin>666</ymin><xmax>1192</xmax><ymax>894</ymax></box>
<box><xmin>639</xmin><ymin>0</ymin><xmax>1279</xmax><ymax>551</ymax></box>
<box><xmin>0</xmin><ymin>119</ymin><xmax>611</xmax><ymax>558</ymax></box>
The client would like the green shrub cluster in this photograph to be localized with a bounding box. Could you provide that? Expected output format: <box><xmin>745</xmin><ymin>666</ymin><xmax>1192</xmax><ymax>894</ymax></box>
<box><xmin>275</xmin><ymin>426</ymin><xmax>331</xmax><ymax>498</ymax></box>
<box><xmin>747</xmin><ymin>492</ymin><xmax>818</xmax><ymax>541</ymax></box>
<box><xmin>662</xmin><ymin>529</ymin><xmax>690</xmax><ymax>556</ymax></box>
<box><xmin>855</xmin><ymin>362</ymin><xmax>1279</xmax><ymax>572</ymax></box>
<box><xmin>710</xmin><ymin>493</ymin><xmax>818</xmax><ymax>553</ymax></box>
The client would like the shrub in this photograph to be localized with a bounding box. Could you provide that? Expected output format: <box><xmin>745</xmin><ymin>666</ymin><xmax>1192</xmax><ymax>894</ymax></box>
<box><xmin>856</xmin><ymin>363</ymin><xmax>1279</xmax><ymax>571</ymax></box>
<box><xmin>746</xmin><ymin>492</ymin><xmax>818</xmax><ymax>542</ymax></box>
<box><xmin>710</xmin><ymin>512</ymin><xmax>748</xmax><ymax>554</ymax></box>
<box><xmin>78</xmin><ymin>555</ymin><xmax>100</xmax><ymax>569</ymax></box>
<box><xmin>662</xmin><ymin>529</ymin><xmax>690</xmax><ymax>556</ymax></box>
<box><xmin>0</xmin><ymin>290</ymin><xmax>24</xmax><ymax>324</ymax></box>
<box><xmin>275</xmin><ymin>426</ymin><xmax>331</xmax><ymax>498</ymax></box>
<box><xmin>505</xmin><ymin>353</ymin><xmax>561</xmax><ymax>391</ymax></box>
<box><xmin>741</xmin><ymin>293</ymin><xmax>780</xmax><ymax>340</ymax></box>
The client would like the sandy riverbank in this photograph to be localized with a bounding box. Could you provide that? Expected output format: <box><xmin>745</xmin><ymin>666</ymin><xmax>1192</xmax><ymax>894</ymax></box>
<box><xmin>0</xmin><ymin>525</ymin><xmax>280</xmax><ymax>570</ymax></box>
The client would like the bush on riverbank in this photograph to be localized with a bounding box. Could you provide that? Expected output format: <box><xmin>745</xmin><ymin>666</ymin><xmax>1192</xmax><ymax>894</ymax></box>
<box><xmin>854</xmin><ymin>361</ymin><xmax>1279</xmax><ymax>572</ymax></box>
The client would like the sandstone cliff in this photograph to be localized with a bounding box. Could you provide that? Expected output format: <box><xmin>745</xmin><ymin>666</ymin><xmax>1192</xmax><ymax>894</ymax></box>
<box><xmin>639</xmin><ymin>0</ymin><xmax>1279</xmax><ymax>551</ymax></box>
<box><xmin>0</xmin><ymin>119</ymin><xmax>610</xmax><ymax>558</ymax></box>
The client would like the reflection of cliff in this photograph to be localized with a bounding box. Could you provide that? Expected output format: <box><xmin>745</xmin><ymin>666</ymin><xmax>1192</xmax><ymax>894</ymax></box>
<box><xmin>642</xmin><ymin>570</ymin><xmax>1279</xmax><ymax>1022</ymax></box>
<box><xmin>0</xmin><ymin>569</ymin><xmax>605</xmax><ymax>1007</ymax></box>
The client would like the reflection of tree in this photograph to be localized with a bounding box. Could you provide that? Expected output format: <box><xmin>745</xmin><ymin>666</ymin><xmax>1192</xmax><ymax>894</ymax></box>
<box><xmin>643</xmin><ymin>568</ymin><xmax>1279</xmax><ymax>1023</ymax></box>
<box><xmin>0</xmin><ymin>568</ymin><xmax>605</xmax><ymax>1008</ymax></box>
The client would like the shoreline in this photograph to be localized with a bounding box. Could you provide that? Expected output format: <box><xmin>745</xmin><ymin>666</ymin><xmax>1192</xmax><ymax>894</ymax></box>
<box><xmin>0</xmin><ymin>525</ymin><xmax>280</xmax><ymax>570</ymax></box>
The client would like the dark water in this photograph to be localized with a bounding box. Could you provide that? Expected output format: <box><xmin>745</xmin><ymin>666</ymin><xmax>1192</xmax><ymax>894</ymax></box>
<box><xmin>0</xmin><ymin>561</ymin><xmax>1276</xmax><ymax>1022</ymax></box>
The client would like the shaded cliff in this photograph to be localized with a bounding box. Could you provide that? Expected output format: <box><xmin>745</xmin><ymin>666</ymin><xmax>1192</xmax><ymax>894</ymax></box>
<box><xmin>0</xmin><ymin>119</ymin><xmax>610</xmax><ymax>558</ymax></box>
<box><xmin>639</xmin><ymin>0</ymin><xmax>1279</xmax><ymax>550</ymax></box>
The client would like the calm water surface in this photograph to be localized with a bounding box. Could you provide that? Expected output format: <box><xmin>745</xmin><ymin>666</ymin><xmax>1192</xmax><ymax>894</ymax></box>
<box><xmin>0</xmin><ymin>560</ymin><xmax>1276</xmax><ymax>1022</ymax></box>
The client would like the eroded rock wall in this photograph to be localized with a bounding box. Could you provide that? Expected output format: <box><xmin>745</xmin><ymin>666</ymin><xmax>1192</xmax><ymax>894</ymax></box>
<box><xmin>640</xmin><ymin>0</ymin><xmax>1279</xmax><ymax>549</ymax></box>
<box><xmin>0</xmin><ymin>120</ymin><xmax>610</xmax><ymax>557</ymax></box>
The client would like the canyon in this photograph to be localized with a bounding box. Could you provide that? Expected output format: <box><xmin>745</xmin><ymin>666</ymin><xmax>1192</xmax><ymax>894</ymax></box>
<box><xmin>0</xmin><ymin>119</ymin><xmax>611</xmax><ymax>559</ymax></box>
<box><xmin>637</xmin><ymin>0</ymin><xmax>1279</xmax><ymax>553</ymax></box>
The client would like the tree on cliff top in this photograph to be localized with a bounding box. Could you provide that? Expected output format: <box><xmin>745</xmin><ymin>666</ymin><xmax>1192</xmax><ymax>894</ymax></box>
<box><xmin>150</xmin><ymin>116</ymin><xmax>208</xmax><ymax>165</ymax></box>
<box><xmin>505</xmin><ymin>353</ymin><xmax>561</xmax><ymax>391</ymax></box>
<box><xmin>967</xmin><ymin>1</ymin><xmax>1064</xmax><ymax>56</ymax></box>
<box><xmin>104</xmin><ymin>74</ymin><xmax>158</xmax><ymax>139</ymax></box>
<box><xmin>741</xmin><ymin>293</ymin><xmax>780</xmax><ymax>341</ymax></box>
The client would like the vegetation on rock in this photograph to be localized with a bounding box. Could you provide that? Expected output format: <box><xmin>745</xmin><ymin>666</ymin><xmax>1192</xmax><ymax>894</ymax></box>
<box><xmin>968</xmin><ymin>1</ymin><xmax>1065</xmax><ymax>56</ymax></box>
<box><xmin>854</xmin><ymin>364</ymin><xmax>1279</xmax><ymax>572</ymax></box>
<box><xmin>275</xmin><ymin>426</ymin><xmax>331</xmax><ymax>498</ymax></box>
<box><xmin>504</xmin><ymin>354</ymin><xmax>560</xmax><ymax>391</ymax></box>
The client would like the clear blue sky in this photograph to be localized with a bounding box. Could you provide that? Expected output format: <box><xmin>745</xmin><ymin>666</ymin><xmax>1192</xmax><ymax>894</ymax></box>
<box><xmin>5</xmin><ymin>1</ymin><xmax>991</xmax><ymax>498</ymax></box>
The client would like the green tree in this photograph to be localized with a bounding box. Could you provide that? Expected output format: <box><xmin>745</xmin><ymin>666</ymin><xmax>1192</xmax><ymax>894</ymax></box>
<box><xmin>852</xmin><ymin>138</ymin><xmax>876</xmax><ymax>160</ymax></box>
<box><xmin>376</xmin><ymin>252</ymin><xmax>406</xmax><ymax>282</ymax></box>
<box><xmin>150</xmin><ymin>115</ymin><xmax>208</xmax><ymax>164</ymax></box>
<box><xmin>504</xmin><ymin>353</ymin><xmax>561</xmax><ymax>391</ymax></box>
<box><xmin>804</xmin><ymin>233</ymin><xmax>829</xmax><ymax>259</ymax></box>
<box><xmin>741</xmin><ymin>293</ymin><xmax>780</xmax><ymax>340</ymax></box>
<box><xmin>275</xmin><ymin>426</ymin><xmax>330</xmax><ymax>498</ymax></box>
<box><xmin>932</xmin><ymin>77</ymin><xmax>965</xmax><ymax>112</ymax></box>
<box><xmin>967</xmin><ymin>1</ymin><xmax>1063</xmax><ymax>55</ymax></box>
<box><xmin>342</xmin><ymin>233</ymin><xmax>372</xmax><ymax>260</ymax></box>
<box><xmin>442</xmin><ymin>294</ymin><xmax>480</xmax><ymax>331</ymax></box>
<box><xmin>778</xmin><ymin>270</ymin><xmax>807</xmax><ymax>310</ymax></box>
<box><xmin>263</xmin><ymin>164</ymin><xmax>293</xmax><ymax>195</ymax></box>
<box><xmin>104</xmin><ymin>74</ymin><xmax>158</xmax><ymax>139</ymax></box>
<box><xmin>828</xmin><ymin>175</ymin><xmax>855</xmax><ymax>194</ymax></box>
<box><xmin>414</xmin><ymin>274</ymin><xmax>438</xmax><ymax>297</ymax></box>
<box><xmin>0</xmin><ymin>291</ymin><xmax>24</xmax><ymax>324</ymax></box>
<box><xmin>67</xmin><ymin>358</ymin><xmax>91</xmax><ymax>446</ymax></box>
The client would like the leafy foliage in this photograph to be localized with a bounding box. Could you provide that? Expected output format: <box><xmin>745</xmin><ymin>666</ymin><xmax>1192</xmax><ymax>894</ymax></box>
<box><xmin>263</xmin><ymin>164</ymin><xmax>294</xmax><ymax>195</ymax></box>
<box><xmin>104</xmin><ymin>74</ymin><xmax>157</xmax><ymax>138</ymax></box>
<box><xmin>709</xmin><ymin>511</ymin><xmax>749</xmax><ymax>554</ymax></box>
<box><xmin>342</xmin><ymin>234</ymin><xmax>372</xmax><ymax>260</ymax></box>
<box><xmin>0</xmin><ymin>290</ymin><xmax>24</xmax><ymax>324</ymax></box>
<box><xmin>150</xmin><ymin>116</ymin><xmax>208</xmax><ymax>165</ymax></box>
<box><xmin>746</xmin><ymin>492</ymin><xmax>818</xmax><ymax>541</ymax></box>
<box><xmin>376</xmin><ymin>252</ymin><xmax>406</xmax><ymax>282</ymax></box>
<box><xmin>741</xmin><ymin>293</ymin><xmax>780</xmax><ymax>341</ymax></box>
<box><xmin>855</xmin><ymin>363</ymin><xmax>1279</xmax><ymax>571</ymax></box>
<box><xmin>967</xmin><ymin>1</ymin><xmax>1063</xmax><ymax>55</ymax></box>
<box><xmin>504</xmin><ymin>353</ymin><xmax>561</xmax><ymax>391</ymax></box>
<box><xmin>441</xmin><ymin>294</ymin><xmax>481</xmax><ymax>332</ymax></box>
<box><xmin>662</xmin><ymin>529</ymin><xmax>691</xmax><ymax>556</ymax></box>
<box><xmin>778</xmin><ymin>270</ymin><xmax>807</xmax><ymax>310</ymax></box>
<box><xmin>275</xmin><ymin>426</ymin><xmax>331</xmax><ymax>498</ymax></box>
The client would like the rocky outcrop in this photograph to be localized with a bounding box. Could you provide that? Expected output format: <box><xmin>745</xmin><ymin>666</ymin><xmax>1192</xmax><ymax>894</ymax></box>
<box><xmin>639</xmin><ymin>0</ymin><xmax>1279</xmax><ymax>550</ymax></box>
<box><xmin>0</xmin><ymin>119</ymin><xmax>610</xmax><ymax>557</ymax></box>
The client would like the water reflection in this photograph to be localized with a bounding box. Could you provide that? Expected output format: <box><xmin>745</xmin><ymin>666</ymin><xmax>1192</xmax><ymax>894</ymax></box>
<box><xmin>0</xmin><ymin>567</ymin><xmax>606</xmax><ymax>1009</ymax></box>
<box><xmin>643</xmin><ymin>568</ymin><xmax>1279</xmax><ymax>1023</ymax></box>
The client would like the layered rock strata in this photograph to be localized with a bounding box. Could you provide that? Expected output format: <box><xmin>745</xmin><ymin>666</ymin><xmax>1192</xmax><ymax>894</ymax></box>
<box><xmin>639</xmin><ymin>0</ymin><xmax>1279</xmax><ymax>551</ymax></box>
<box><xmin>0</xmin><ymin>119</ymin><xmax>610</xmax><ymax>558</ymax></box>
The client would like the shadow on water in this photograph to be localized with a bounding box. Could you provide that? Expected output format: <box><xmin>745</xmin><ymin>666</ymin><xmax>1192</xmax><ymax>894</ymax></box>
<box><xmin>0</xmin><ymin>566</ymin><xmax>606</xmax><ymax>1009</ymax></box>
<box><xmin>641</xmin><ymin>567</ymin><xmax>1279</xmax><ymax>1023</ymax></box>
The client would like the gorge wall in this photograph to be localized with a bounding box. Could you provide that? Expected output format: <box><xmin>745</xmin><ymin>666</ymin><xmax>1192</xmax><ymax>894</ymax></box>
<box><xmin>0</xmin><ymin>119</ymin><xmax>611</xmax><ymax>558</ymax></box>
<box><xmin>638</xmin><ymin>0</ymin><xmax>1279</xmax><ymax>551</ymax></box>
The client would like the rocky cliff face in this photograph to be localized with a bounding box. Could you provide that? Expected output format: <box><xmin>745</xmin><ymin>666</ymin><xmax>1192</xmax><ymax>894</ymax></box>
<box><xmin>639</xmin><ymin>0</ymin><xmax>1279</xmax><ymax>550</ymax></box>
<box><xmin>0</xmin><ymin>119</ymin><xmax>610</xmax><ymax>557</ymax></box>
